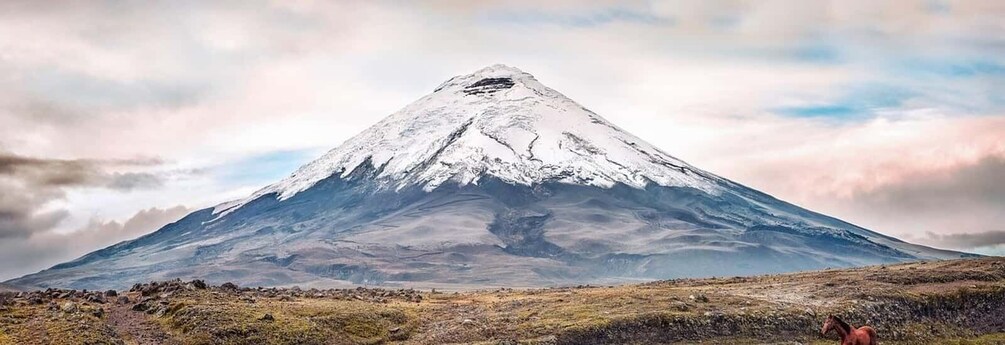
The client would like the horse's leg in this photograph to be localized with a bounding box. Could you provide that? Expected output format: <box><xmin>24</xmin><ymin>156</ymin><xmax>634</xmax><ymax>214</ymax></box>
<box><xmin>863</xmin><ymin>327</ymin><xmax>877</xmax><ymax>345</ymax></box>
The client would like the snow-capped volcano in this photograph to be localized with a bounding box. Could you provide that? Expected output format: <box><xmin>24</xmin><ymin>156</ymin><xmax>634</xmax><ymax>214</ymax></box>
<box><xmin>8</xmin><ymin>65</ymin><xmax>971</xmax><ymax>290</ymax></box>
<box><xmin>235</xmin><ymin>64</ymin><xmax>713</xmax><ymax>207</ymax></box>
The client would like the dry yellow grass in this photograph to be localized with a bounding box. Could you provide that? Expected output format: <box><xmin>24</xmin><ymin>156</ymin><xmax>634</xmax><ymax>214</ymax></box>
<box><xmin>2</xmin><ymin>257</ymin><xmax>1004</xmax><ymax>344</ymax></box>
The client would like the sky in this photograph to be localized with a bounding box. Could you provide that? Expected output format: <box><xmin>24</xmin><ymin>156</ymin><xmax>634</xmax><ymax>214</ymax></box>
<box><xmin>0</xmin><ymin>0</ymin><xmax>1003</xmax><ymax>280</ymax></box>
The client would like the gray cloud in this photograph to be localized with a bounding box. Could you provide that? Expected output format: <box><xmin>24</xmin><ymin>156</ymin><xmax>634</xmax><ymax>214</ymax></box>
<box><xmin>919</xmin><ymin>230</ymin><xmax>1005</xmax><ymax>250</ymax></box>
<box><xmin>107</xmin><ymin>172</ymin><xmax>164</xmax><ymax>191</ymax></box>
<box><xmin>0</xmin><ymin>199</ymin><xmax>67</xmax><ymax>239</ymax></box>
<box><xmin>0</xmin><ymin>152</ymin><xmax>163</xmax><ymax>188</ymax></box>
<box><xmin>0</xmin><ymin>177</ymin><xmax>66</xmax><ymax>239</ymax></box>
<box><xmin>0</xmin><ymin>205</ymin><xmax>191</xmax><ymax>280</ymax></box>
<box><xmin>0</xmin><ymin>151</ymin><xmax>164</xmax><ymax>238</ymax></box>
<box><xmin>0</xmin><ymin>153</ymin><xmax>103</xmax><ymax>187</ymax></box>
<box><xmin>795</xmin><ymin>154</ymin><xmax>1005</xmax><ymax>251</ymax></box>
<box><xmin>72</xmin><ymin>206</ymin><xmax>192</xmax><ymax>245</ymax></box>
<box><xmin>852</xmin><ymin>155</ymin><xmax>1005</xmax><ymax>213</ymax></box>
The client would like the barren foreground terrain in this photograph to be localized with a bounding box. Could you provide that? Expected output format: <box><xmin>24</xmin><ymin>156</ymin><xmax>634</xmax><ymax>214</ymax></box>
<box><xmin>2</xmin><ymin>257</ymin><xmax>1004</xmax><ymax>344</ymax></box>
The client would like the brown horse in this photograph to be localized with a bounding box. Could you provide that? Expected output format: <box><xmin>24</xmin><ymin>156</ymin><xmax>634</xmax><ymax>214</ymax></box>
<box><xmin>822</xmin><ymin>315</ymin><xmax>877</xmax><ymax>345</ymax></box>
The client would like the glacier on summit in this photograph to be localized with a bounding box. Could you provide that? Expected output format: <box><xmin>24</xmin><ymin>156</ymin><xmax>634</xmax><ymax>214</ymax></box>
<box><xmin>8</xmin><ymin>65</ymin><xmax>971</xmax><ymax>290</ymax></box>
<box><xmin>235</xmin><ymin>64</ymin><xmax>714</xmax><ymax>206</ymax></box>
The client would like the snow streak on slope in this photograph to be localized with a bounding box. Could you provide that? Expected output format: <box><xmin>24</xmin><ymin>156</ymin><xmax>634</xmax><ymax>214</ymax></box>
<box><xmin>226</xmin><ymin>65</ymin><xmax>718</xmax><ymax>214</ymax></box>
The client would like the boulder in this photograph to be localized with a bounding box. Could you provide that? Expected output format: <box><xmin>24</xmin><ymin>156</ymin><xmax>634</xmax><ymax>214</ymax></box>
<box><xmin>61</xmin><ymin>301</ymin><xmax>79</xmax><ymax>313</ymax></box>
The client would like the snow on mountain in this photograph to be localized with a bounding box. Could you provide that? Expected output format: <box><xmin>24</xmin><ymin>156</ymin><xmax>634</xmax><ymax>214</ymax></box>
<box><xmin>227</xmin><ymin>65</ymin><xmax>716</xmax><ymax>212</ymax></box>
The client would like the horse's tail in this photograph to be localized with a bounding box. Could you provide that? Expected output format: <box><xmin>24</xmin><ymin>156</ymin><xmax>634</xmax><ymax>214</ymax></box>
<box><xmin>862</xmin><ymin>326</ymin><xmax>878</xmax><ymax>345</ymax></box>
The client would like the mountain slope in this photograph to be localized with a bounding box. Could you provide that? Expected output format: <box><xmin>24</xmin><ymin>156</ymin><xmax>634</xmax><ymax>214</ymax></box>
<box><xmin>8</xmin><ymin>65</ymin><xmax>970</xmax><ymax>290</ymax></box>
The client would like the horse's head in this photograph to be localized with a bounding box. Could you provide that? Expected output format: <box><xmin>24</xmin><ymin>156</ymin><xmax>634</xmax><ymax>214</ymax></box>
<box><xmin>821</xmin><ymin>315</ymin><xmax>835</xmax><ymax>336</ymax></box>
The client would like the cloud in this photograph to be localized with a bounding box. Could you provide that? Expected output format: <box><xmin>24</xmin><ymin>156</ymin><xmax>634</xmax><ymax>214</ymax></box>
<box><xmin>73</xmin><ymin>206</ymin><xmax>192</xmax><ymax>246</ymax></box>
<box><xmin>918</xmin><ymin>230</ymin><xmax>1005</xmax><ymax>250</ymax></box>
<box><xmin>848</xmin><ymin>155</ymin><xmax>1005</xmax><ymax>214</ymax></box>
<box><xmin>654</xmin><ymin>111</ymin><xmax>1005</xmax><ymax>250</ymax></box>
<box><xmin>0</xmin><ymin>205</ymin><xmax>191</xmax><ymax>280</ymax></box>
<box><xmin>483</xmin><ymin>6</ymin><xmax>673</xmax><ymax>28</ymax></box>
<box><xmin>0</xmin><ymin>194</ymin><xmax>67</xmax><ymax>239</ymax></box>
<box><xmin>0</xmin><ymin>152</ymin><xmax>161</xmax><ymax>188</ymax></box>
<box><xmin>0</xmin><ymin>151</ymin><xmax>164</xmax><ymax>238</ymax></box>
<box><xmin>819</xmin><ymin>152</ymin><xmax>1005</xmax><ymax>247</ymax></box>
<box><xmin>1</xmin><ymin>0</ymin><xmax>1000</xmax><ymax>162</ymax></box>
<box><xmin>775</xmin><ymin>83</ymin><xmax>917</xmax><ymax>119</ymax></box>
<box><xmin>107</xmin><ymin>172</ymin><xmax>164</xmax><ymax>191</ymax></box>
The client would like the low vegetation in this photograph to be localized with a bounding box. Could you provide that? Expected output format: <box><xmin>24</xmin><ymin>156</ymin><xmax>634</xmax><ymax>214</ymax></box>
<box><xmin>2</xmin><ymin>257</ymin><xmax>1004</xmax><ymax>344</ymax></box>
